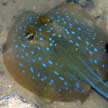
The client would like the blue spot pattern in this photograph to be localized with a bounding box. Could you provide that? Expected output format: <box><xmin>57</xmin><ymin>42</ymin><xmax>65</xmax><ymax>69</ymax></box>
<box><xmin>4</xmin><ymin>3</ymin><xmax>108</xmax><ymax>101</ymax></box>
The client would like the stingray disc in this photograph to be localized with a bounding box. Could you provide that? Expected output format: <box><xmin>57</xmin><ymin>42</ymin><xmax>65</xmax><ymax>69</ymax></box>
<box><xmin>3</xmin><ymin>3</ymin><xmax>108</xmax><ymax>102</ymax></box>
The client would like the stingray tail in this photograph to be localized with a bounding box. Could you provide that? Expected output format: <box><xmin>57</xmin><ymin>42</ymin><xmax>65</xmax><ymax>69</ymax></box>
<box><xmin>66</xmin><ymin>0</ymin><xmax>79</xmax><ymax>4</ymax></box>
<box><xmin>59</xmin><ymin>42</ymin><xmax>108</xmax><ymax>99</ymax></box>
<box><xmin>68</xmin><ymin>53</ymin><xmax>108</xmax><ymax>99</ymax></box>
<box><xmin>77</xmin><ymin>56</ymin><xmax>108</xmax><ymax>99</ymax></box>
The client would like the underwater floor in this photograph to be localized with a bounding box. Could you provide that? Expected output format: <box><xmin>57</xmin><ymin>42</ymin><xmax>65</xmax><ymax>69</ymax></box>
<box><xmin>0</xmin><ymin>0</ymin><xmax>108</xmax><ymax>108</ymax></box>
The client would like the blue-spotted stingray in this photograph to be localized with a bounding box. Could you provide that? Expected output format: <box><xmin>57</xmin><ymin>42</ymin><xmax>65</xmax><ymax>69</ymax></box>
<box><xmin>2</xmin><ymin>3</ymin><xmax>108</xmax><ymax>102</ymax></box>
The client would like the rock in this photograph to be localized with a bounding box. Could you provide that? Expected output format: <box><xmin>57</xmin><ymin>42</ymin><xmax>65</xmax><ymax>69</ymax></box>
<box><xmin>0</xmin><ymin>95</ymin><xmax>39</xmax><ymax>108</ymax></box>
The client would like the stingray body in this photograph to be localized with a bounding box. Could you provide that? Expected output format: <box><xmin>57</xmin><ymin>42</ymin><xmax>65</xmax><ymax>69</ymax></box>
<box><xmin>3</xmin><ymin>3</ymin><xmax>108</xmax><ymax>102</ymax></box>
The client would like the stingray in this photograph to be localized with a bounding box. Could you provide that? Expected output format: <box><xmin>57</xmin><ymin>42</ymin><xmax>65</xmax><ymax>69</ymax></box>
<box><xmin>2</xmin><ymin>2</ymin><xmax>108</xmax><ymax>102</ymax></box>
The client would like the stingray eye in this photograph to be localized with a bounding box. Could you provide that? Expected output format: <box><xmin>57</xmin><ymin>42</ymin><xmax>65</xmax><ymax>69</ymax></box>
<box><xmin>25</xmin><ymin>26</ymin><xmax>35</xmax><ymax>41</ymax></box>
<box><xmin>105</xmin><ymin>43</ymin><xmax>108</xmax><ymax>53</ymax></box>
<box><xmin>38</xmin><ymin>16</ymin><xmax>52</xmax><ymax>24</ymax></box>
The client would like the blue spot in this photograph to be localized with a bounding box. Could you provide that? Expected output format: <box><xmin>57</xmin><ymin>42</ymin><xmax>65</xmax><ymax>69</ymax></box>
<box><xmin>32</xmin><ymin>76</ymin><xmax>35</xmax><ymax>80</ymax></box>
<box><xmin>40</xmin><ymin>37</ymin><xmax>44</xmax><ymax>41</ymax></box>
<box><xmin>65</xmin><ymin>87</ymin><xmax>69</xmax><ymax>90</ymax></box>
<box><xmin>85</xmin><ymin>41</ymin><xmax>90</xmax><ymax>45</ymax></box>
<box><xmin>59</xmin><ymin>76</ymin><xmax>64</xmax><ymax>81</ymax></box>
<box><xmin>38</xmin><ymin>28</ymin><xmax>42</xmax><ymax>32</ymax></box>
<box><xmin>31</xmin><ymin>58</ymin><xmax>36</xmax><ymax>63</ymax></box>
<box><xmin>21</xmin><ymin>43</ymin><xmax>26</xmax><ymax>48</ymax></box>
<box><xmin>15</xmin><ymin>44</ymin><xmax>19</xmax><ymax>48</ymax></box>
<box><xmin>74</xmin><ymin>19</ymin><xmax>79</xmax><ymax>24</ymax></box>
<box><xmin>77</xmin><ymin>36</ymin><xmax>81</xmax><ymax>40</ymax></box>
<box><xmin>75</xmin><ymin>43</ymin><xmax>80</xmax><ymax>47</ymax></box>
<box><xmin>27</xmin><ymin>45</ymin><xmax>31</xmax><ymax>48</ymax></box>
<box><xmin>18</xmin><ymin>63</ymin><xmax>24</xmax><ymax>67</ymax></box>
<box><xmin>46</xmin><ymin>30</ymin><xmax>51</xmax><ymax>33</ymax></box>
<box><xmin>48</xmin><ymin>60</ymin><xmax>53</xmax><ymax>65</ymax></box>
<box><xmin>25</xmin><ymin>52</ymin><xmax>29</xmax><ymax>56</ymax></box>
<box><xmin>66</xmin><ymin>31</ymin><xmax>70</xmax><ymax>35</ymax></box>
<box><xmin>57</xmin><ymin>16</ymin><xmax>61</xmax><ymax>19</ymax></box>
<box><xmin>93</xmin><ymin>33</ymin><xmax>96</xmax><ymax>36</ymax></box>
<box><xmin>49</xmin><ymin>43</ymin><xmax>53</xmax><ymax>47</ymax></box>
<box><xmin>48</xmin><ymin>37</ymin><xmax>52</xmax><ymax>41</ymax></box>
<box><xmin>103</xmin><ymin>49</ymin><xmax>106</xmax><ymax>52</ymax></box>
<box><xmin>53</xmin><ymin>71</ymin><xmax>59</xmax><ymax>76</ymax></box>
<box><xmin>42</xmin><ymin>63</ymin><xmax>47</xmax><ymax>68</ymax></box>
<box><xmin>64</xmin><ymin>28</ymin><xmax>68</xmax><ymax>32</ymax></box>
<box><xmin>44</xmin><ymin>24</ymin><xmax>48</xmax><ymax>26</ymax></box>
<box><xmin>31</xmin><ymin>50</ymin><xmax>35</xmax><ymax>55</ymax></box>
<box><xmin>81</xmin><ymin>89</ymin><xmax>86</xmax><ymax>93</ymax></box>
<box><xmin>92</xmin><ymin>37</ymin><xmax>96</xmax><ymax>40</ymax></box>
<box><xmin>77</xmin><ymin>27</ymin><xmax>81</xmax><ymax>31</ymax></box>
<box><xmin>16</xmin><ymin>54</ymin><xmax>20</xmax><ymax>58</ymax></box>
<box><xmin>56</xmin><ymin>11</ymin><xmax>59</xmax><ymax>14</ymax></box>
<box><xmin>71</xmin><ymin>31</ymin><xmax>76</xmax><ymax>35</ymax></box>
<box><xmin>58</xmin><ymin>88</ymin><xmax>62</xmax><ymax>93</ymax></box>
<box><xmin>68</xmin><ymin>23</ymin><xmax>73</xmax><ymax>28</ymax></box>
<box><xmin>94</xmin><ymin>48</ymin><xmax>98</xmax><ymax>52</ymax></box>
<box><xmin>63</xmin><ymin>21</ymin><xmax>67</xmax><ymax>24</ymax></box>
<box><xmin>89</xmin><ymin>51</ymin><xmax>93</xmax><ymax>55</ymax></box>
<box><xmin>20</xmin><ymin>49</ymin><xmax>24</xmax><ymax>53</ymax></box>
<box><xmin>68</xmin><ymin>39</ymin><xmax>73</xmax><ymax>44</ymax></box>
<box><xmin>23</xmin><ymin>32</ymin><xmax>26</xmax><ymax>36</ymax></box>
<box><xmin>28</xmin><ymin>16</ymin><xmax>33</xmax><ymax>22</ymax></box>
<box><xmin>49</xmin><ymin>79</ymin><xmax>54</xmax><ymax>85</ymax></box>
<box><xmin>56</xmin><ymin>19</ymin><xmax>60</xmax><ymax>22</ymax></box>
<box><xmin>62</xmin><ymin>18</ymin><xmax>64</xmax><ymax>21</ymax></box>
<box><xmin>52</xmin><ymin>33</ymin><xmax>56</xmax><ymax>36</ymax></box>
<box><xmin>102</xmin><ymin>64</ymin><xmax>106</xmax><ymax>68</ymax></box>
<box><xmin>52</xmin><ymin>40</ymin><xmax>55</xmax><ymax>43</ymax></box>
<box><xmin>58</xmin><ymin>34</ymin><xmax>62</xmax><ymax>38</ymax></box>
<box><xmin>21</xmin><ymin>55</ymin><xmax>24</xmax><ymax>59</ymax></box>
<box><xmin>38</xmin><ymin>56</ymin><xmax>42</xmax><ymax>61</ymax></box>
<box><xmin>18</xmin><ymin>36</ymin><xmax>21</xmax><ymax>40</ymax></box>
<box><xmin>37</xmin><ymin>46</ymin><xmax>41</xmax><ymax>51</ymax></box>
<box><xmin>94</xmin><ymin>59</ymin><xmax>98</xmax><ymax>64</ymax></box>
<box><xmin>29</xmin><ymin>66</ymin><xmax>35</xmax><ymax>73</ymax></box>
<box><xmin>22</xmin><ymin>70</ymin><xmax>25</xmax><ymax>74</ymax></box>
<box><xmin>75</xmin><ymin>82</ymin><xmax>80</xmax><ymax>89</ymax></box>
<box><xmin>36</xmin><ymin>72</ymin><xmax>41</xmax><ymax>78</ymax></box>
<box><xmin>34</xmin><ymin>21</ymin><xmax>38</xmax><ymax>24</ymax></box>
<box><xmin>41</xmin><ymin>76</ymin><xmax>47</xmax><ymax>81</ymax></box>
<box><xmin>64</xmin><ymin>82</ymin><xmax>68</xmax><ymax>86</ymax></box>
<box><xmin>50</xmin><ymin>27</ymin><xmax>53</xmax><ymax>30</ymax></box>
<box><xmin>46</xmin><ymin>47</ymin><xmax>50</xmax><ymax>51</ymax></box>
<box><xmin>66</xmin><ymin>15</ymin><xmax>69</xmax><ymax>19</ymax></box>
